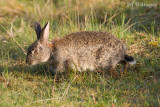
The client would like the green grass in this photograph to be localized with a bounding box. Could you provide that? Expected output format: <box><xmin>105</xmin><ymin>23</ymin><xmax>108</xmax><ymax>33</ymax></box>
<box><xmin>0</xmin><ymin>0</ymin><xmax>160</xmax><ymax>106</ymax></box>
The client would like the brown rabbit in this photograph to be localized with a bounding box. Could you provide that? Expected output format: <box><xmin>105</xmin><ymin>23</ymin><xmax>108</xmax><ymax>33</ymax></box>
<box><xmin>26</xmin><ymin>22</ymin><xmax>136</xmax><ymax>77</ymax></box>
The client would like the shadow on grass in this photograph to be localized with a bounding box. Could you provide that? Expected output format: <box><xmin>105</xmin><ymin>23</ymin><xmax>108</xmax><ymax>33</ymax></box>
<box><xmin>0</xmin><ymin>63</ymin><xmax>52</xmax><ymax>77</ymax></box>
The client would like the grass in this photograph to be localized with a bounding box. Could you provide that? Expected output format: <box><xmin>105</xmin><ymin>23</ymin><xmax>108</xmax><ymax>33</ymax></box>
<box><xmin>0</xmin><ymin>0</ymin><xmax>160</xmax><ymax>106</ymax></box>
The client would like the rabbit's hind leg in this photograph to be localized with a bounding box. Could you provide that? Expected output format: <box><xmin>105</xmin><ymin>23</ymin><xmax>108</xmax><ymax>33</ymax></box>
<box><xmin>109</xmin><ymin>66</ymin><xmax>120</xmax><ymax>78</ymax></box>
<box><xmin>119</xmin><ymin>60</ymin><xmax>129</xmax><ymax>74</ymax></box>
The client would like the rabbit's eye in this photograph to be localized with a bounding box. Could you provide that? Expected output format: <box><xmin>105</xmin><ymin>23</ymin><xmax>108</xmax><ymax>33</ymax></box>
<box><xmin>39</xmin><ymin>46</ymin><xmax>43</xmax><ymax>50</ymax></box>
<box><xmin>34</xmin><ymin>49</ymin><xmax>38</xmax><ymax>53</ymax></box>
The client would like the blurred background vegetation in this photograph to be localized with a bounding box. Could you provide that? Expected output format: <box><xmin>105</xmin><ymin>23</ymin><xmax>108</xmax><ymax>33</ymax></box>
<box><xmin>0</xmin><ymin>0</ymin><xmax>159</xmax><ymax>32</ymax></box>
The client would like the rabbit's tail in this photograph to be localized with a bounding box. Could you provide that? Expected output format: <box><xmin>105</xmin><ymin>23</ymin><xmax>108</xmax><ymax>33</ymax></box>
<box><xmin>124</xmin><ymin>54</ymin><xmax>136</xmax><ymax>65</ymax></box>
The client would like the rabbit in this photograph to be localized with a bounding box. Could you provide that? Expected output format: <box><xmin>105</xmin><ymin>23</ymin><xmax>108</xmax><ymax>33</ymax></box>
<box><xmin>26</xmin><ymin>22</ymin><xmax>136</xmax><ymax>77</ymax></box>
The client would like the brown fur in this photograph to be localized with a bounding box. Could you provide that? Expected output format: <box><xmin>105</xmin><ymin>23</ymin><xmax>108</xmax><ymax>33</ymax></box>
<box><xmin>48</xmin><ymin>31</ymin><xmax>126</xmax><ymax>76</ymax></box>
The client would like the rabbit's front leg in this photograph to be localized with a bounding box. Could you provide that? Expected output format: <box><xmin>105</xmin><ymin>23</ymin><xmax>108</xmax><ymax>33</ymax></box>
<box><xmin>49</xmin><ymin>61</ymin><xmax>65</xmax><ymax>75</ymax></box>
<box><xmin>49</xmin><ymin>66</ymin><xmax>58</xmax><ymax>74</ymax></box>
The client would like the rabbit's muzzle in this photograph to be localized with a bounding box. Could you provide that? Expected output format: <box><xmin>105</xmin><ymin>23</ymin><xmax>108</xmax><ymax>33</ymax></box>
<box><xmin>26</xmin><ymin>57</ymin><xmax>38</xmax><ymax>65</ymax></box>
<box><xmin>26</xmin><ymin>55</ymin><xmax>34</xmax><ymax>65</ymax></box>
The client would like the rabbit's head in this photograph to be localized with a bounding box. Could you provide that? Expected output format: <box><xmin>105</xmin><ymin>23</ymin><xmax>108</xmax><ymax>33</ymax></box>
<box><xmin>26</xmin><ymin>22</ymin><xmax>51</xmax><ymax>65</ymax></box>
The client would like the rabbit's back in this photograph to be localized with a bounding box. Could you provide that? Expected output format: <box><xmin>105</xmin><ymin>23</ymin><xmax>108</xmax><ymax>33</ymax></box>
<box><xmin>51</xmin><ymin>31</ymin><xmax>126</xmax><ymax>71</ymax></box>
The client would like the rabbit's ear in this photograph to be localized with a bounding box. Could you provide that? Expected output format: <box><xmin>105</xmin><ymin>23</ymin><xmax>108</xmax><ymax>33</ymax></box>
<box><xmin>34</xmin><ymin>22</ymin><xmax>41</xmax><ymax>39</ymax></box>
<box><xmin>39</xmin><ymin>22</ymin><xmax>49</xmax><ymax>43</ymax></box>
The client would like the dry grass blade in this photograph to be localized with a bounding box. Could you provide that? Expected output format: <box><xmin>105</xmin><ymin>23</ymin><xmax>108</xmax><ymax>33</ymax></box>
<box><xmin>62</xmin><ymin>75</ymin><xmax>78</xmax><ymax>98</ymax></box>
